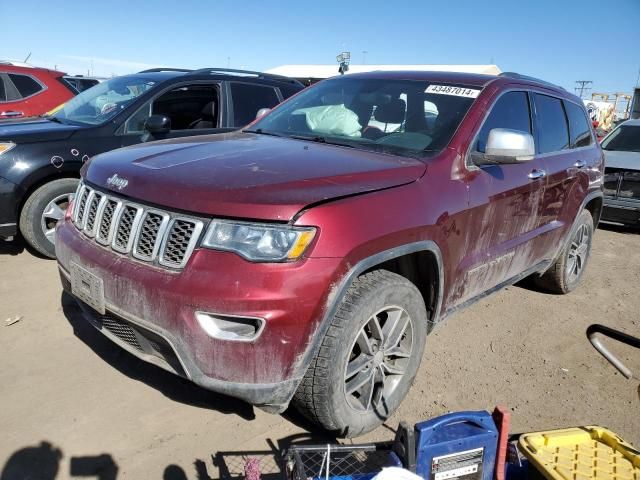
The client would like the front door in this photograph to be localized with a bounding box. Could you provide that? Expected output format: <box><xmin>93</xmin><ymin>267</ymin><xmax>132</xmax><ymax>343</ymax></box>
<box><xmin>119</xmin><ymin>83</ymin><xmax>224</xmax><ymax>147</ymax></box>
<box><xmin>452</xmin><ymin>90</ymin><xmax>547</xmax><ymax>306</ymax></box>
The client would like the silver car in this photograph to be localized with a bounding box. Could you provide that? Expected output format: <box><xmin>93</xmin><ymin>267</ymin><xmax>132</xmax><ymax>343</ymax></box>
<box><xmin>601</xmin><ymin>119</ymin><xmax>640</xmax><ymax>226</ymax></box>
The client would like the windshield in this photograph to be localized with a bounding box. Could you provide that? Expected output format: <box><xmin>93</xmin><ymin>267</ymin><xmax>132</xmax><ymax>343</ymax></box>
<box><xmin>601</xmin><ymin>124</ymin><xmax>640</xmax><ymax>152</ymax></box>
<box><xmin>52</xmin><ymin>76</ymin><xmax>157</xmax><ymax>125</ymax></box>
<box><xmin>248</xmin><ymin>77</ymin><xmax>480</xmax><ymax>157</ymax></box>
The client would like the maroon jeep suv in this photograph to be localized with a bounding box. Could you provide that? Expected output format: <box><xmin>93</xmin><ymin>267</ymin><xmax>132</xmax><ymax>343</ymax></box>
<box><xmin>56</xmin><ymin>71</ymin><xmax>604</xmax><ymax>436</ymax></box>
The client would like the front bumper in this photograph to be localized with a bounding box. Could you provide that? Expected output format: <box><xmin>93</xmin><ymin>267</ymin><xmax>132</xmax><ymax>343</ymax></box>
<box><xmin>602</xmin><ymin>197</ymin><xmax>640</xmax><ymax>225</ymax></box>
<box><xmin>0</xmin><ymin>176</ymin><xmax>21</xmax><ymax>238</ymax></box>
<box><xmin>56</xmin><ymin>218</ymin><xmax>342</xmax><ymax>409</ymax></box>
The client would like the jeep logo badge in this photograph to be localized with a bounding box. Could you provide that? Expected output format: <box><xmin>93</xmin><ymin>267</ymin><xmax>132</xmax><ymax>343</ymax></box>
<box><xmin>106</xmin><ymin>174</ymin><xmax>129</xmax><ymax>191</ymax></box>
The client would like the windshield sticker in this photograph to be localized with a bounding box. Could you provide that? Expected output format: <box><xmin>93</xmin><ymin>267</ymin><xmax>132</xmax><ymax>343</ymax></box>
<box><xmin>425</xmin><ymin>85</ymin><xmax>480</xmax><ymax>98</ymax></box>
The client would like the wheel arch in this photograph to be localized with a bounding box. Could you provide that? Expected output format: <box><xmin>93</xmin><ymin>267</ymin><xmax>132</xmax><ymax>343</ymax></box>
<box><xmin>290</xmin><ymin>241</ymin><xmax>444</xmax><ymax>386</ymax></box>
<box><xmin>584</xmin><ymin>193</ymin><xmax>603</xmax><ymax>227</ymax></box>
<box><xmin>17</xmin><ymin>166</ymin><xmax>80</xmax><ymax>218</ymax></box>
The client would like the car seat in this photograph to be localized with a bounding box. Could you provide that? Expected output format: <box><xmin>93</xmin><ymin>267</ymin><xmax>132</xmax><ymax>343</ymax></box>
<box><xmin>189</xmin><ymin>101</ymin><xmax>216</xmax><ymax>129</ymax></box>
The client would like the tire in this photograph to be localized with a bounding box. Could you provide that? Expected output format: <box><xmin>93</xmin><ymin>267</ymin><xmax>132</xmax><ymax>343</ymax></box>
<box><xmin>19</xmin><ymin>178</ymin><xmax>79</xmax><ymax>258</ymax></box>
<box><xmin>293</xmin><ymin>270</ymin><xmax>429</xmax><ymax>437</ymax></box>
<box><xmin>534</xmin><ymin>209</ymin><xmax>594</xmax><ymax>294</ymax></box>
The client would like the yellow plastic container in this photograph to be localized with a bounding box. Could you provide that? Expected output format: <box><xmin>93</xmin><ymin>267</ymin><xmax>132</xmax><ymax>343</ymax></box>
<box><xmin>518</xmin><ymin>426</ymin><xmax>639</xmax><ymax>479</ymax></box>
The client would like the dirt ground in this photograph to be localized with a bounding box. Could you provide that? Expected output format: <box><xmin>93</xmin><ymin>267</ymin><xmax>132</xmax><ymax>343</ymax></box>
<box><xmin>1</xmin><ymin>224</ymin><xmax>638</xmax><ymax>479</ymax></box>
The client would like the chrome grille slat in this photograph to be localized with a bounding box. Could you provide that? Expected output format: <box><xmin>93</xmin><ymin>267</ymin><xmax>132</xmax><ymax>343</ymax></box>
<box><xmin>112</xmin><ymin>205</ymin><xmax>143</xmax><ymax>253</ymax></box>
<box><xmin>133</xmin><ymin>211</ymin><xmax>169</xmax><ymax>261</ymax></box>
<box><xmin>73</xmin><ymin>187</ymin><xmax>90</xmax><ymax>228</ymax></box>
<box><xmin>71</xmin><ymin>181</ymin><xmax>202</xmax><ymax>269</ymax></box>
<box><xmin>83</xmin><ymin>193</ymin><xmax>104</xmax><ymax>236</ymax></box>
<box><xmin>96</xmin><ymin>199</ymin><xmax>119</xmax><ymax>244</ymax></box>
<box><xmin>159</xmin><ymin>218</ymin><xmax>204</xmax><ymax>268</ymax></box>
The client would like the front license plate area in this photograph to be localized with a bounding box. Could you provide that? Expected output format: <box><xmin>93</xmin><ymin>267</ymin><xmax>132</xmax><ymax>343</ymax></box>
<box><xmin>70</xmin><ymin>262</ymin><xmax>105</xmax><ymax>314</ymax></box>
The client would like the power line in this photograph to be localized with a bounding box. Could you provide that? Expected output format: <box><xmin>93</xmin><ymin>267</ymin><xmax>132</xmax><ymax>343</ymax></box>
<box><xmin>575</xmin><ymin>80</ymin><xmax>593</xmax><ymax>99</ymax></box>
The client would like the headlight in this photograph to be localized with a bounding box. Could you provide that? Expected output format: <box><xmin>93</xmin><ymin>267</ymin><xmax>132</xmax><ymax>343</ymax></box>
<box><xmin>201</xmin><ymin>220</ymin><xmax>316</xmax><ymax>262</ymax></box>
<box><xmin>0</xmin><ymin>142</ymin><xmax>16</xmax><ymax>156</ymax></box>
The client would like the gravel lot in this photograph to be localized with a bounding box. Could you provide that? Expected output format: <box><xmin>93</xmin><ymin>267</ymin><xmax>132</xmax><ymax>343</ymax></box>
<box><xmin>1</xmin><ymin>224</ymin><xmax>638</xmax><ymax>479</ymax></box>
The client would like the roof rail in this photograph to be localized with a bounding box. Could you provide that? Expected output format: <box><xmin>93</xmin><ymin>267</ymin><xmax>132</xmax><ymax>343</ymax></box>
<box><xmin>499</xmin><ymin>72</ymin><xmax>566</xmax><ymax>91</ymax></box>
<box><xmin>138</xmin><ymin>67</ymin><xmax>192</xmax><ymax>73</ymax></box>
<box><xmin>189</xmin><ymin>67</ymin><xmax>302</xmax><ymax>85</ymax></box>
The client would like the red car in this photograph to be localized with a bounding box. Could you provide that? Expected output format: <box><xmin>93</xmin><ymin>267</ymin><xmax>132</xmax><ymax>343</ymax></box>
<box><xmin>0</xmin><ymin>63</ymin><xmax>76</xmax><ymax>119</ymax></box>
<box><xmin>56</xmin><ymin>71</ymin><xmax>604</xmax><ymax>436</ymax></box>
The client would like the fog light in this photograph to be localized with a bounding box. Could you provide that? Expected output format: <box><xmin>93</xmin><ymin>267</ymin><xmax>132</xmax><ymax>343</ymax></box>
<box><xmin>195</xmin><ymin>312</ymin><xmax>264</xmax><ymax>341</ymax></box>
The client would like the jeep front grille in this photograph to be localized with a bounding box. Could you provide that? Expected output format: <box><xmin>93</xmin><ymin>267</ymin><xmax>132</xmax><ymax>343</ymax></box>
<box><xmin>72</xmin><ymin>182</ymin><xmax>204</xmax><ymax>269</ymax></box>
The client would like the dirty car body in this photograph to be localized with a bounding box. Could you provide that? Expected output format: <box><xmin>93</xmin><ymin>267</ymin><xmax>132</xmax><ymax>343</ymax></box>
<box><xmin>56</xmin><ymin>71</ymin><xmax>604</xmax><ymax>435</ymax></box>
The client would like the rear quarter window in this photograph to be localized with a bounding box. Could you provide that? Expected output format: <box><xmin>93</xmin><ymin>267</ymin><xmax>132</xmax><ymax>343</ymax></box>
<box><xmin>565</xmin><ymin>101</ymin><xmax>592</xmax><ymax>148</ymax></box>
<box><xmin>533</xmin><ymin>94</ymin><xmax>570</xmax><ymax>154</ymax></box>
<box><xmin>8</xmin><ymin>73</ymin><xmax>44</xmax><ymax>98</ymax></box>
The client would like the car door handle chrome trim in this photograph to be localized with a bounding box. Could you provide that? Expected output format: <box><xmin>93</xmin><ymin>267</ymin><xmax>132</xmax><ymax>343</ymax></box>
<box><xmin>528</xmin><ymin>169</ymin><xmax>546</xmax><ymax>180</ymax></box>
<box><xmin>574</xmin><ymin>160</ymin><xmax>586</xmax><ymax>168</ymax></box>
<box><xmin>0</xmin><ymin>111</ymin><xmax>23</xmax><ymax>117</ymax></box>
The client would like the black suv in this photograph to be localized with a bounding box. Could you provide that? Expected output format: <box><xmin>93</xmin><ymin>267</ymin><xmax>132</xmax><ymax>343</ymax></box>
<box><xmin>0</xmin><ymin>68</ymin><xmax>303</xmax><ymax>257</ymax></box>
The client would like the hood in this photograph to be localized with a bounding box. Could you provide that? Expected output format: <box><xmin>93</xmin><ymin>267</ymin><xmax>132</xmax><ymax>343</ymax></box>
<box><xmin>84</xmin><ymin>132</ymin><xmax>427</xmax><ymax>221</ymax></box>
<box><xmin>0</xmin><ymin>118</ymin><xmax>82</xmax><ymax>143</ymax></box>
<box><xmin>604</xmin><ymin>150</ymin><xmax>640</xmax><ymax>171</ymax></box>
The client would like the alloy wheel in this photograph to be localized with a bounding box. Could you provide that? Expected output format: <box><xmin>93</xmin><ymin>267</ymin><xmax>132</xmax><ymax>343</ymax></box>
<box><xmin>40</xmin><ymin>193</ymin><xmax>73</xmax><ymax>244</ymax></box>
<box><xmin>344</xmin><ymin>306</ymin><xmax>413</xmax><ymax>413</ymax></box>
<box><xmin>566</xmin><ymin>223</ymin><xmax>590</xmax><ymax>283</ymax></box>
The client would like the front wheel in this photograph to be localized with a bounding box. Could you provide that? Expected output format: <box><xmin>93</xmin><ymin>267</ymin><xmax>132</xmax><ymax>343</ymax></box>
<box><xmin>19</xmin><ymin>178</ymin><xmax>79</xmax><ymax>258</ymax></box>
<box><xmin>292</xmin><ymin>270</ymin><xmax>428</xmax><ymax>437</ymax></box>
<box><xmin>535</xmin><ymin>209</ymin><xmax>594</xmax><ymax>294</ymax></box>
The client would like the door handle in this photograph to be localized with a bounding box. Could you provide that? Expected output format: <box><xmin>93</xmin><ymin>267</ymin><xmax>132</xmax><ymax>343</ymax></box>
<box><xmin>574</xmin><ymin>159</ymin><xmax>586</xmax><ymax>169</ymax></box>
<box><xmin>0</xmin><ymin>110</ymin><xmax>23</xmax><ymax>118</ymax></box>
<box><xmin>528</xmin><ymin>169</ymin><xmax>546</xmax><ymax>180</ymax></box>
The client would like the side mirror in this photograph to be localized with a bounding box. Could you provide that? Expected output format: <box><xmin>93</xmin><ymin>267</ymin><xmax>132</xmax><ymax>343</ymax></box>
<box><xmin>472</xmin><ymin>128</ymin><xmax>535</xmax><ymax>165</ymax></box>
<box><xmin>255</xmin><ymin>108</ymin><xmax>271</xmax><ymax>119</ymax></box>
<box><xmin>144</xmin><ymin>114</ymin><xmax>171</xmax><ymax>135</ymax></box>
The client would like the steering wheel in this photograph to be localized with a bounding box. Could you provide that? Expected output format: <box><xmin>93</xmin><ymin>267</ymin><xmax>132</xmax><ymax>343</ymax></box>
<box><xmin>100</xmin><ymin>102</ymin><xmax>118</xmax><ymax>116</ymax></box>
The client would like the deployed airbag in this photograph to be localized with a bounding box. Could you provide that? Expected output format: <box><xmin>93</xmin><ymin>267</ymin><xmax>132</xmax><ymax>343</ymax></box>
<box><xmin>293</xmin><ymin>104</ymin><xmax>362</xmax><ymax>137</ymax></box>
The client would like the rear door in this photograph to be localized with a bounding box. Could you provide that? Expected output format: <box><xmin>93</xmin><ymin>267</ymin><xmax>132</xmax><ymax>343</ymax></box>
<box><xmin>0</xmin><ymin>72</ymin><xmax>47</xmax><ymax>118</ymax></box>
<box><xmin>457</xmin><ymin>90</ymin><xmax>547</xmax><ymax>304</ymax></box>
<box><xmin>533</xmin><ymin>94</ymin><xmax>594</xmax><ymax>250</ymax></box>
<box><xmin>227</xmin><ymin>82</ymin><xmax>283</xmax><ymax>128</ymax></box>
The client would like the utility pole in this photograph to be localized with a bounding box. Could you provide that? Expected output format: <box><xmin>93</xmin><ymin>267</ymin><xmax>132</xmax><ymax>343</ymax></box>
<box><xmin>362</xmin><ymin>50</ymin><xmax>368</xmax><ymax>65</ymax></box>
<box><xmin>227</xmin><ymin>57</ymin><xmax>231</xmax><ymax>68</ymax></box>
<box><xmin>575</xmin><ymin>80</ymin><xmax>593</xmax><ymax>99</ymax></box>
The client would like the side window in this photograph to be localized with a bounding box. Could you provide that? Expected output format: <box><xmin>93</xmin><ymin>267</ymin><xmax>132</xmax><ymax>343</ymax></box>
<box><xmin>533</xmin><ymin>94</ymin><xmax>570</xmax><ymax>153</ymax></box>
<box><xmin>0</xmin><ymin>76</ymin><xmax>6</xmax><ymax>102</ymax></box>
<box><xmin>475</xmin><ymin>91</ymin><xmax>531</xmax><ymax>153</ymax></box>
<box><xmin>278</xmin><ymin>84</ymin><xmax>301</xmax><ymax>100</ymax></box>
<box><xmin>564</xmin><ymin>101</ymin><xmax>592</xmax><ymax>148</ymax></box>
<box><xmin>8</xmin><ymin>73</ymin><xmax>44</xmax><ymax>98</ymax></box>
<box><xmin>231</xmin><ymin>83</ymin><xmax>280</xmax><ymax>127</ymax></box>
<box><xmin>123</xmin><ymin>84</ymin><xmax>219</xmax><ymax>134</ymax></box>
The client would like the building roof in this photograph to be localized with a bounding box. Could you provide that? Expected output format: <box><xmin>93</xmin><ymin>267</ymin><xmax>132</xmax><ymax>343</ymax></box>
<box><xmin>265</xmin><ymin>64</ymin><xmax>502</xmax><ymax>79</ymax></box>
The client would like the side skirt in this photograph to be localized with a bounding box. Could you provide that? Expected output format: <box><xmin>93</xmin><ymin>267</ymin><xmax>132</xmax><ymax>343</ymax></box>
<box><xmin>439</xmin><ymin>260</ymin><xmax>551</xmax><ymax>323</ymax></box>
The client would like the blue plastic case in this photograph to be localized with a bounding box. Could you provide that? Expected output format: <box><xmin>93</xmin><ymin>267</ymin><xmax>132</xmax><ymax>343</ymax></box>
<box><xmin>414</xmin><ymin>411</ymin><xmax>498</xmax><ymax>480</ymax></box>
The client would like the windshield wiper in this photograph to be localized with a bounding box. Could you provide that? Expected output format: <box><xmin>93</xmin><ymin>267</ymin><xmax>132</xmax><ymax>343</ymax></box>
<box><xmin>243</xmin><ymin>128</ymin><xmax>283</xmax><ymax>137</ymax></box>
<box><xmin>44</xmin><ymin>116</ymin><xmax>64</xmax><ymax>124</ymax></box>
<box><xmin>289</xmin><ymin>134</ymin><xmax>356</xmax><ymax>148</ymax></box>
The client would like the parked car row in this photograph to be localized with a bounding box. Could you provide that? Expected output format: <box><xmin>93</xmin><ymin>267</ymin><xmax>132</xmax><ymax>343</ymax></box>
<box><xmin>0</xmin><ymin>67</ymin><xmax>304</xmax><ymax>256</ymax></box>
<box><xmin>47</xmin><ymin>69</ymin><xmax>605</xmax><ymax>436</ymax></box>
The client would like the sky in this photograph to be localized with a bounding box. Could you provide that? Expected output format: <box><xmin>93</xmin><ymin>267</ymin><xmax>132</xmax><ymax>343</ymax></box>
<box><xmin>2</xmin><ymin>0</ymin><xmax>639</xmax><ymax>96</ymax></box>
